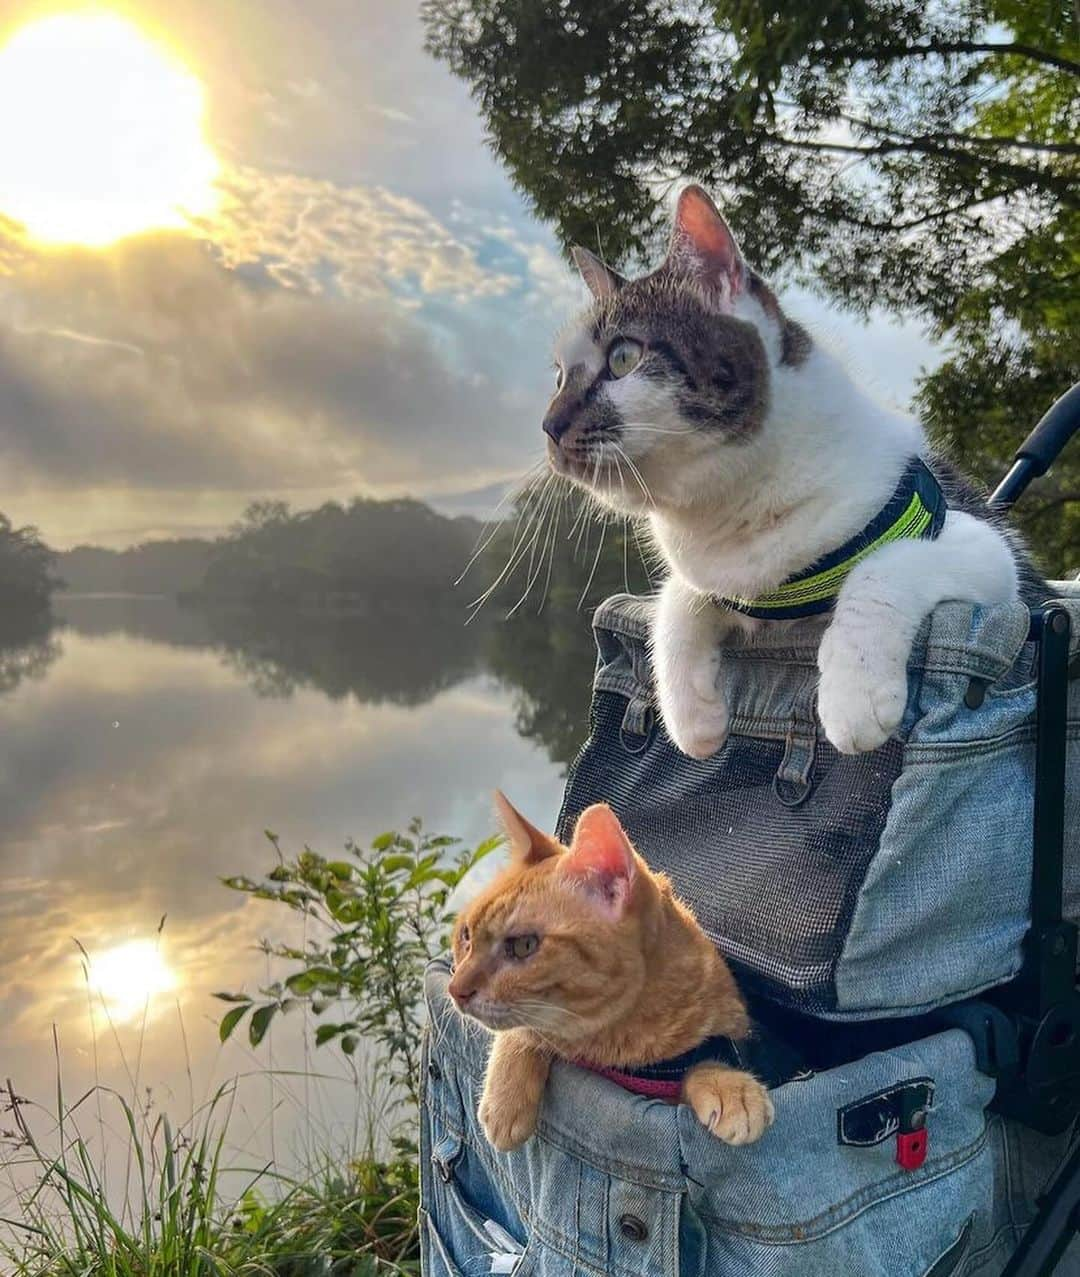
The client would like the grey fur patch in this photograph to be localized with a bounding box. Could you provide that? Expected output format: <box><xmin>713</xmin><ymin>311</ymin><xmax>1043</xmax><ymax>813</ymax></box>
<box><xmin>747</xmin><ymin>269</ymin><xmax>811</xmax><ymax>368</ymax></box>
<box><xmin>589</xmin><ymin>269</ymin><xmax>770</xmax><ymax>439</ymax></box>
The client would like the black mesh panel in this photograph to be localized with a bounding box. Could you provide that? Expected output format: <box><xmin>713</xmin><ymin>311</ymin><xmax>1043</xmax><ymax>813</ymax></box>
<box><xmin>557</xmin><ymin>690</ymin><xmax>903</xmax><ymax>1013</ymax></box>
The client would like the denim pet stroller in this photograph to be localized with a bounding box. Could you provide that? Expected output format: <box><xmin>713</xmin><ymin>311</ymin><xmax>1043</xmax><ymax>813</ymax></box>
<box><xmin>420</xmin><ymin>385</ymin><xmax>1080</xmax><ymax>1277</ymax></box>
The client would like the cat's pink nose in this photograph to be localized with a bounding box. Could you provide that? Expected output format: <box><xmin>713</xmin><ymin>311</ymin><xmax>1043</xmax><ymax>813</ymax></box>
<box><xmin>448</xmin><ymin>978</ymin><xmax>476</xmax><ymax>1007</ymax></box>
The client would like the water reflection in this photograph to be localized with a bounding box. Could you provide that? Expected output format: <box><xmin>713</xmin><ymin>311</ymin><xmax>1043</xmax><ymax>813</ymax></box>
<box><xmin>0</xmin><ymin>609</ymin><xmax>62</xmax><ymax>696</ymax></box>
<box><xmin>0</xmin><ymin>593</ymin><xmax>583</xmax><ymax>1172</ymax></box>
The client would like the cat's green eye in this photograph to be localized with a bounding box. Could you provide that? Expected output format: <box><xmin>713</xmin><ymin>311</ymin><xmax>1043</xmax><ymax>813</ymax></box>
<box><xmin>505</xmin><ymin>933</ymin><xmax>539</xmax><ymax>960</ymax></box>
<box><xmin>607</xmin><ymin>337</ymin><xmax>643</xmax><ymax>379</ymax></box>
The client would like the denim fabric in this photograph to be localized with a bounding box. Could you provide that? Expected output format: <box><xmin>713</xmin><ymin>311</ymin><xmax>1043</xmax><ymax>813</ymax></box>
<box><xmin>556</xmin><ymin>585</ymin><xmax>1080</xmax><ymax>1019</ymax></box>
<box><xmin>420</xmin><ymin>961</ymin><xmax>1080</xmax><ymax>1276</ymax></box>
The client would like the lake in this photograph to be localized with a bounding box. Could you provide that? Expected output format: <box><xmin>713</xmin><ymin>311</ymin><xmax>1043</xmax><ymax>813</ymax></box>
<box><xmin>0</xmin><ymin>593</ymin><xmax>588</xmax><ymax>1189</ymax></box>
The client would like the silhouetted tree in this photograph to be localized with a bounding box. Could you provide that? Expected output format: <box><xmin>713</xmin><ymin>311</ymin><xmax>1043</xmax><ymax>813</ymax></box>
<box><xmin>0</xmin><ymin>514</ymin><xmax>59</xmax><ymax>613</ymax></box>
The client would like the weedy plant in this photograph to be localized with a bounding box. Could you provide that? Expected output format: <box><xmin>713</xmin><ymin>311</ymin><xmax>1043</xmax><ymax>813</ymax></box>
<box><xmin>217</xmin><ymin>821</ymin><xmax>501</xmax><ymax>1143</ymax></box>
<box><xmin>1</xmin><ymin>821</ymin><xmax>497</xmax><ymax>1275</ymax></box>
<box><xmin>2</xmin><ymin>1065</ymin><xmax>425</xmax><ymax>1275</ymax></box>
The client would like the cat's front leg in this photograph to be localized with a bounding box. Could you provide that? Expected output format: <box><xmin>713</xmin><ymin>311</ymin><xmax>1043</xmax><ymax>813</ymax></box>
<box><xmin>818</xmin><ymin>512</ymin><xmax>1018</xmax><ymax>753</ymax></box>
<box><xmin>652</xmin><ymin>576</ymin><xmax>735</xmax><ymax>759</ymax></box>
<box><xmin>682</xmin><ymin>1063</ymin><xmax>774</xmax><ymax>1145</ymax></box>
<box><xmin>478</xmin><ymin>1028</ymin><xmax>550</xmax><ymax>1152</ymax></box>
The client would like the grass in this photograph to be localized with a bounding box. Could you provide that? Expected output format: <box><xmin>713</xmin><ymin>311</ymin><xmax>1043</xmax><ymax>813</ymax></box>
<box><xmin>0</xmin><ymin>822</ymin><xmax>494</xmax><ymax>1275</ymax></box>
<box><xmin>1</xmin><ymin>1075</ymin><xmax>420</xmax><ymax>1276</ymax></box>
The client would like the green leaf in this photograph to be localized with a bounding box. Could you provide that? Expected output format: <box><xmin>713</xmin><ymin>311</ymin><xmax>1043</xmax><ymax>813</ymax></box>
<box><xmin>341</xmin><ymin>1034</ymin><xmax>358</xmax><ymax>1055</ymax></box>
<box><xmin>212</xmin><ymin>992</ymin><xmax>252</xmax><ymax>1004</ymax></box>
<box><xmin>326</xmin><ymin>860</ymin><xmax>354</xmax><ymax>879</ymax></box>
<box><xmin>285</xmin><ymin>967</ymin><xmax>340</xmax><ymax>995</ymax></box>
<box><xmin>221</xmin><ymin>875</ymin><xmax>258</xmax><ymax>892</ymax></box>
<box><xmin>379</xmin><ymin>854</ymin><xmax>415</xmax><ymax>874</ymax></box>
<box><xmin>219</xmin><ymin>1005</ymin><xmax>249</xmax><ymax>1043</ymax></box>
<box><xmin>371</xmin><ymin>832</ymin><xmax>396</xmax><ymax>851</ymax></box>
<box><xmin>248</xmin><ymin>1004</ymin><xmax>277</xmax><ymax>1047</ymax></box>
<box><xmin>315</xmin><ymin>1023</ymin><xmax>342</xmax><ymax>1046</ymax></box>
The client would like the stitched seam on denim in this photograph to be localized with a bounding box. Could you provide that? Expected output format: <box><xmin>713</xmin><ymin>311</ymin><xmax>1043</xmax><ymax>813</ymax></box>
<box><xmin>903</xmin><ymin>722</ymin><xmax>1040</xmax><ymax>761</ymax></box>
<box><xmin>427</xmin><ymin>1104</ymin><xmax>664</xmax><ymax>1277</ymax></box>
<box><xmin>961</xmin><ymin>1221</ymin><xmax>1021</xmax><ymax>1274</ymax></box>
<box><xmin>920</xmin><ymin>1214</ymin><xmax>974</xmax><ymax>1277</ymax></box>
<box><xmin>528</xmin><ymin>1194</ymin><xmax>680</xmax><ymax>1277</ymax></box>
<box><xmin>428</xmin><ymin>1092</ymin><xmax>686</xmax><ymax>1192</ymax></box>
<box><xmin>904</xmin><ymin>721</ymin><xmax>1080</xmax><ymax>760</ymax></box>
<box><xmin>693</xmin><ymin>1124</ymin><xmax>989</xmax><ymax>1242</ymax></box>
<box><xmin>421</xmin><ymin>1209</ymin><xmax>463</xmax><ymax>1275</ymax></box>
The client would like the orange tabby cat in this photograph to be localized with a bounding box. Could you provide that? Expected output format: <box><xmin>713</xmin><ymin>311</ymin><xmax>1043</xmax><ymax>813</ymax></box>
<box><xmin>448</xmin><ymin>792</ymin><xmax>774</xmax><ymax>1151</ymax></box>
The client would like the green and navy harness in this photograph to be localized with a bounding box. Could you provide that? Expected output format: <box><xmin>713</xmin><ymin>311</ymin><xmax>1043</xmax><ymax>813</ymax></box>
<box><xmin>717</xmin><ymin>457</ymin><xmax>948</xmax><ymax>621</ymax></box>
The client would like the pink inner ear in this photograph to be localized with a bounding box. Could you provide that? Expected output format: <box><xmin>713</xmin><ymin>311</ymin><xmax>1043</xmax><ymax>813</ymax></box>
<box><xmin>672</xmin><ymin>186</ymin><xmax>745</xmax><ymax>300</ymax></box>
<box><xmin>563</xmin><ymin>805</ymin><xmax>635</xmax><ymax>913</ymax></box>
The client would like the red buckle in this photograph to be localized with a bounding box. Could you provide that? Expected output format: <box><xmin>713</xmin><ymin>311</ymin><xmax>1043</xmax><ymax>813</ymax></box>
<box><xmin>896</xmin><ymin>1128</ymin><xmax>928</xmax><ymax>1170</ymax></box>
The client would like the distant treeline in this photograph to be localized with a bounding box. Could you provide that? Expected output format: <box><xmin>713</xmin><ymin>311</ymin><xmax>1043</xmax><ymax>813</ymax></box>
<box><xmin>60</xmin><ymin>538</ymin><xmax>216</xmax><ymax>595</ymax></box>
<box><xmin>43</xmin><ymin>488</ymin><xmax>654</xmax><ymax>631</ymax></box>
<box><xmin>57</xmin><ymin>498</ymin><xmax>486</xmax><ymax>611</ymax></box>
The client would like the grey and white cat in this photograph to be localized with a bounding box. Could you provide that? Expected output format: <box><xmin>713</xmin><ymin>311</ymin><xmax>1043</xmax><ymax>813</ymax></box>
<box><xmin>545</xmin><ymin>185</ymin><xmax>1041</xmax><ymax>758</ymax></box>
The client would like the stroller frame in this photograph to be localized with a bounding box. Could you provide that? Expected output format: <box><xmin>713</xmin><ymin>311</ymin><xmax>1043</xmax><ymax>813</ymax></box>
<box><xmin>982</xmin><ymin>382</ymin><xmax>1080</xmax><ymax>1274</ymax></box>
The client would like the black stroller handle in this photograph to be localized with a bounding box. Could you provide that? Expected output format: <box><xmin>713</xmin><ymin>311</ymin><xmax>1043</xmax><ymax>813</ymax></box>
<box><xmin>989</xmin><ymin>382</ymin><xmax>1080</xmax><ymax>511</ymax></box>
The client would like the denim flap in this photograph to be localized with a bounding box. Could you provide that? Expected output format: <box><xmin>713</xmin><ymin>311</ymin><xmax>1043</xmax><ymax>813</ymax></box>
<box><xmin>590</xmin><ymin>593</ymin><xmax>1047</xmax><ymax>722</ymax></box>
<box><xmin>423</xmin><ymin>961</ymin><xmax>997</xmax><ymax>1259</ymax></box>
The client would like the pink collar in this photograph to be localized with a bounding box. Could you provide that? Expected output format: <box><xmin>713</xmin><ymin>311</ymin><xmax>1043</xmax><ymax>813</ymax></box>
<box><xmin>577</xmin><ymin>1061</ymin><xmax>683</xmax><ymax>1101</ymax></box>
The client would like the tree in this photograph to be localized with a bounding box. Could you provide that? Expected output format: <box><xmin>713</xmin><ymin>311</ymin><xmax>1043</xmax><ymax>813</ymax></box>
<box><xmin>424</xmin><ymin>0</ymin><xmax>1080</xmax><ymax>570</ymax></box>
<box><xmin>0</xmin><ymin>513</ymin><xmax>60</xmax><ymax>613</ymax></box>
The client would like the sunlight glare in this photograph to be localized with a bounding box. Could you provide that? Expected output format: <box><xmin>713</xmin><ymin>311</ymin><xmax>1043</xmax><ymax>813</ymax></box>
<box><xmin>85</xmin><ymin>938</ymin><xmax>177</xmax><ymax>1022</ymax></box>
<box><xmin>0</xmin><ymin>12</ymin><xmax>220</xmax><ymax>247</ymax></box>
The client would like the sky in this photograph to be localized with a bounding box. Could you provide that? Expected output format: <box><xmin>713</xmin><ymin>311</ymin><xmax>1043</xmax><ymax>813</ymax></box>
<box><xmin>0</xmin><ymin>1</ymin><xmax>942</xmax><ymax>550</ymax></box>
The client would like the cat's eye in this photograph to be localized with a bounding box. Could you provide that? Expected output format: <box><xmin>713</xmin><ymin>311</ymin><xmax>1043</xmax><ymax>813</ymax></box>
<box><xmin>504</xmin><ymin>933</ymin><xmax>540</xmax><ymax>961</ymax></box>
<box><xmin>607</xmin><ymin>337</ymin><xmax>643</xmax><ymax>379</ymax></box>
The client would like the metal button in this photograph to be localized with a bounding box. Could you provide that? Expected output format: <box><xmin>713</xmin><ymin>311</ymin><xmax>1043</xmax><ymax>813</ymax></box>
<box><xmin>619</xmin><ymin>1214</ymin><xmax>648</xmax><ymax>1242</ymax></box>
<box><xmin>964</xmin><ymin>678</ymin><xmax>987</xmax><ymax>709</ymax></box>
<box><xmin>908</xmin><ymin>1107</ymin><xmax>927</xmax><ymax>1131</ymax></box>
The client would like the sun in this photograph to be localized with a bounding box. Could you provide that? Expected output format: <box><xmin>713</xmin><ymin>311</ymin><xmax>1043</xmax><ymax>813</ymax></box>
<box><xmin>85</xmin><ymin>938</ymin><xmax>177</xmax><ymax>1022</ymax></box>
<box><xmin>0</xmin><ymin>12</ymin><xmax>220</xmax><ymax>247</ymax></box>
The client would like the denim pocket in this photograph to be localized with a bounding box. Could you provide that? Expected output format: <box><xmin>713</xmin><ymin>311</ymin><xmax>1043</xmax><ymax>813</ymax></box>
<box><xmin>421</xmin><ymin>1127</ymin><xmax>537</xmax><ymax>1276</ymax></box>
<box><xmin>677</xmin><ymin>1029</ymin><xmax>996</xmax><ymax>1276</ymax></box>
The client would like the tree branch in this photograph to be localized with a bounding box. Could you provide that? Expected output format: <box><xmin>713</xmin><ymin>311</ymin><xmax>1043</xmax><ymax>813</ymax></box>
<box><xmin>836</xmin><ymin>112</ymin><xmax>1080</xmax><ymax>156</ymax></box>
<box><xmin>759</xmin><ymin>132</ymin><xmax>1076</xmax><ymax>199</ymax></box>
<box><xmin>825</xmin><ymin>41</ymin><xmax>1080</xmax><ymax>77</ymax></box>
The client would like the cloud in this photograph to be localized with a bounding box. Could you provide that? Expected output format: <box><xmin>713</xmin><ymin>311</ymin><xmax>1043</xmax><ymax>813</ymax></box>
<box><xmin>205</xmin><ymin>167</ymin><xmax>514</xmax><ymax>303</ymax></box>
<box><xmin>0</xmin><ymin>230</ymin><xmax>544</xmax><ymax>499</ymax></box>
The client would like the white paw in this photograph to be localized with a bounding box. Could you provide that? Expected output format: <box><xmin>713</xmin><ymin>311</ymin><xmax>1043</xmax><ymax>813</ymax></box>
<box><xmin>817</xmin><ymin>622</ymin><xmax>910</xmax><ymax>755</ymax></box>
<box><xmin>659</xmin><ymin>682</ymin><xmax>730</xmax><ymax>759</ymax></box>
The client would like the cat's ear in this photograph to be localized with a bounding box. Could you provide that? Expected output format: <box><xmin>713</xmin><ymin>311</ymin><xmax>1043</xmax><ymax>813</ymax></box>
<box><xmin>494</xmin><ymin>790</ymin><xmax>561</xmax><ymax>865</ymax></box>
<box><xmin>668</xmin><ymin>185</ymin><xmax>746</xmax><ymax>305</ymax></box>
<box><xmin>562</xmin><ymin>804</ymin><xmax>636</xmax><ymax>917</ymax></box>
<box><xmin>571</xmin><ymin>246</ymin><xmax>625</xmax><ymax>301</ymax></box>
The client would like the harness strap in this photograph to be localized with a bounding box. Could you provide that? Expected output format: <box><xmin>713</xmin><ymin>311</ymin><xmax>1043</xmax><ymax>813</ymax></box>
<box><xmin>717</xmin><ymin>457</ymin><xmax>948</xmax><ymax>621</ymax></box>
